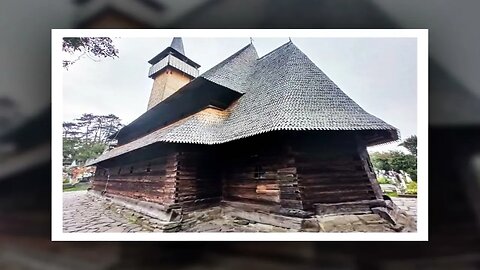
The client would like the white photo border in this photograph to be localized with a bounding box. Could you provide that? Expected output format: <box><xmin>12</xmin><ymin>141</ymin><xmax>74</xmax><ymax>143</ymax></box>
<box><xmin>52</xmin><ymin>29</ymin><xmax>428</xmax><ymax>241</ymax></box>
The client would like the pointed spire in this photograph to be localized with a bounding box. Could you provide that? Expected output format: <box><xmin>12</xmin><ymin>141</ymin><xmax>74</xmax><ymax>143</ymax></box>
<box><xmin>170</xmin><ymin>37</ymin><xmax>185</xmax><ymax>55</ymax></box>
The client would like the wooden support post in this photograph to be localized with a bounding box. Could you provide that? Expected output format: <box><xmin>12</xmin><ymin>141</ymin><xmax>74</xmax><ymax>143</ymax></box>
<box><xmin>356</xmin><ymin>136</ymin><xmax>383</xmax><ymax>200</ymax></box>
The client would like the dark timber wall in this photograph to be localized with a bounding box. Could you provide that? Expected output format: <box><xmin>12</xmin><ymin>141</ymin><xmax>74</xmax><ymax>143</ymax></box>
<box><xmin>175</xmin><ymin>145</ymin><xmax>222</xmax><ymax>210</ymax></box>
<box><xmin>92</xmin><ymin>144</ymin><xmax>222</xmax><ymax>210</ymax></box>
<box><xmin>92</xmin><ymin>131</ymin><xmax>383</xmax><ymax>215</ymax></box>
<box><xmin>92</xmin><ymin>148</ymin><xmax>178</xmax><ymax>205</ymax></box>
<box><xmin>291</xmin><ymin>133</ymin><xmax>381</xmax><ymax>211</ymax></box>
<box><xmin>220</xmin><ymin>131</ymin><xmax>381</xmax><ymax>213</ymax></box>
<box><xmin>222</xmin><ymin>145</ymin><xmax>286</xmax><ymax>207</ymax></box>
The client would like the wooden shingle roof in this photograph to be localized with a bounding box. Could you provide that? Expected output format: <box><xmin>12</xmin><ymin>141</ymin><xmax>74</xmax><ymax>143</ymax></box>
<box><xmin>90</xmin><ymin>41</ymin><xmax>398</xmax><ymax>164</ymax></box>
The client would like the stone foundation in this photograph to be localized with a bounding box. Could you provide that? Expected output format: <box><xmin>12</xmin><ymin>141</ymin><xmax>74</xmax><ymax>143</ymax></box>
<box><xmin>87</xmin><ymin>190</ymin><xmax>416</xmax><ymax>232</ymax></box>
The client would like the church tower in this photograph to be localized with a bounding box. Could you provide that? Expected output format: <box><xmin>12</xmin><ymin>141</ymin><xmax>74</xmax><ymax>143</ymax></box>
<box><xmin>146</xmin><ymin>37</ymin><xmax>200</xmax><ymax>110</ymax></box>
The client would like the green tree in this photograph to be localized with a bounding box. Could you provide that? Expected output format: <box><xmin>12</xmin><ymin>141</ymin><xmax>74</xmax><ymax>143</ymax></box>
<box><xmin>400</xmin><ymin>135</ymin><xmax>417</xmax><ymax>156</ymax></box>
<box><xmin>370</xmin><ymin>151</ymin><xmax>417</xmax><ymax>181</ymax></box>
<box><xmin>63</xmin><ymin>138</ymin><xmax>107</xmax><ymax>165</ymax></box>
<box><xmin>63</xmin><ymin>113</ymin><xmax>124</xmax><ymax>165</ymax></box>
<box><xmin>75</xmin><ymin>142</ymin><xmax>108</xmax><ymax>164</ymax></box>
<box><xmin>62</xmin><ymin>138</ymin><xmax>79</xmax><ymax>163</ymax></box>
<box><xmin>62</xmin><ymin>37</ymin><xmax>119</xmax><ymax>69</ymax></box>
<box><xmin>370</xmin><ymin>152</ymin><xmax>393</xmax><ymax>171</ymax></box>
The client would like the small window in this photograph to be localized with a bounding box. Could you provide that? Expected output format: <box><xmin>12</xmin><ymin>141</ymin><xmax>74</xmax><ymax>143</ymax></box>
<box><xmin>129</xmin><ymin>166</ymin><xmax>134</xmax><ymax>174</ymax></box>
<box><xmin>118</xmin><ymin>168</ymin><xmax>122</xmax><ymax>175</ymax></box>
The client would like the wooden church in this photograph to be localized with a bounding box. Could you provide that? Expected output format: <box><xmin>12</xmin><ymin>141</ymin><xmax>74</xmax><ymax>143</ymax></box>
<box><xmin>89</xmin><ymin>38</ymin><xmax>399</xmax><ymax>224</ymax></box>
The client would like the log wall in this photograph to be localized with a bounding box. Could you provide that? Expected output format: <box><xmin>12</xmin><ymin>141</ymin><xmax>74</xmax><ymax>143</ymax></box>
<box><xmin>220</xmin><ymin>132</ymin><xmax>380</xmax><ymax>213</ymax></box>
<box><xmin>291</xmin><ymin>134</ymin><xmax>378</xmax><ymax>211</ymax></box>
<box><xmin>174</xmin><ymin>145</ymin><xmax>222</xmax><ymax>210</ymax></box>
<box><xmin>92</xmin><ymin>144</ymin><xmax>223</xmax><ymax>210</ymax></box>
<box><xmin>222</xmin><ymin>154</ymin><xmax>284</xmax><ymax>206</ymax></box>
<box><xmin>92</xmin><ymin>131</ymin><xmax>382</xmax><ymax>215</ymax></box>
<box><xmin>221</xmin><ymin>135</ymin><xmax>297</xmax><ymax>211</ymax></box>
<box><xmin>92</xmin><ymin>151</ymin><xmax>178</xmax><ymax>205</ymax></box>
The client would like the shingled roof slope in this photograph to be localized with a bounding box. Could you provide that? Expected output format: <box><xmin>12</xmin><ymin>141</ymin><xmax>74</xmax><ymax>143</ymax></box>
<box><xmin>91</xmin><ymin>41</ymin><xmax>397</xmax><ymax>164</ymax></box>
<box><xmin>200</xmin><ymin>43</ymin><xmax>258</xmax><ymax>94</ymax></box>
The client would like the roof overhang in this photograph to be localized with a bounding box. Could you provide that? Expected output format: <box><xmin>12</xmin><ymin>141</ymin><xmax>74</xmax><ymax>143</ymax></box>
<box><xmin>148</xmin><ymin>47</ymin><xmax>200</xmax><ymax>68</ymax></box>
<box><xmin>115</xmin><ymin>77</ymin><xmax>242</xmax><ymax>144</ymax></box>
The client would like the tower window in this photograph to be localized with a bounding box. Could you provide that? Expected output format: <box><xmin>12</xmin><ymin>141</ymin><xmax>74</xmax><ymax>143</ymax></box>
<box><xmin>129</xmin><ymin>166</ymin><xmax>134</xmax><ymax>174</ymax></box>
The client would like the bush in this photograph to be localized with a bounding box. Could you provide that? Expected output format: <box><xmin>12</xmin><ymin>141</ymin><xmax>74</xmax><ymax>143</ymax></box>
<box><xmin>386</xmin><ymin>191</ymin><xmax>398</xmax><ymax>197</ymax></box>
<box><xmin>370</xmin><ymin>151</ymin><xmax>417</xmax><ymax>180</ymax></box>
<box><xmin>406</xmin><ymin>181</ymin><xmax>417</xmax><ymax>194</ymax></box>
<box><xmin>377</xmin><ymin>176</ymin><xmax>390</xmax><ymax>184</ymax></box>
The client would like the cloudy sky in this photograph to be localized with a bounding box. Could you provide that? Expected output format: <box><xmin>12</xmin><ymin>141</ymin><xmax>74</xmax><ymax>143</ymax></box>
<box><xmin>63</xmin><ymin>37</ymin><xmax>417</xmax><ymax>152</ymax></box>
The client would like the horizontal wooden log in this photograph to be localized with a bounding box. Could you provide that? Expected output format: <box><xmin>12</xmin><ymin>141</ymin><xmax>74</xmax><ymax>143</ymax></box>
<box><xmin>222</xmin><ymin>200</ymin><xmax>281</xmax><ymax>213</ymax></box>
<box><xmin>277</xmin><ymin>167</ymin><xmax>297</xmax><ymax>174</ymax></box>
<box><xmin>299</xmin><ymin>183</ymin><xmax>373</xmax><ymax>192</ymax></box>
<box><xmin>302</xmin><ymin>189</ymin><xmax>373</xmax><ymax>199</ymax></box>
<box><xmin>224</xmin><ymin>182</ymin><xmax>278</xmax><ymax>189</ymax></box>
<box><xmin>315</xmin><ymin>199</ymin><xmax>385</xmax><ymax>216</ymax></box>
<box><xmin>297</xmin><ymin>177</ymin><xmax>370</xmax><ymax>185</ymax></box>
<box><xmin>302</xmin><ymin>193</ymin><xmax>376</xmax><ymax>205</ymax></box>
<box><xmin>223</xmin><ymin>208</ymin><xmax>304</xmax><ymax>230</ymax></box>
<box><xmin>280</xmin><ymin>199</ymin><xmax>303</xmax><ymax>209</ymax></box>
<box><xmin>225</xmin><ymin>193</ymin><xmax>280</xmax><ymax>203</ymax></box>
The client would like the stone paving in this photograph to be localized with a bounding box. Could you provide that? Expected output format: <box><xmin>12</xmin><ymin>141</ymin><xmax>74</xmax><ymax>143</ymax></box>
<box><xmin>391</xmin><ymin>197</ymin><xmax>417</xmax><ymax>224</ymax></box>
<box><xmin>63</xmin><ymin>191</ymin><xmax>153</xmax><ymax>233</ymax></box>
<box><xmin>64</xmin><ymin>191</ymin><xmax>418</xmax><ymax>233</ymax></box>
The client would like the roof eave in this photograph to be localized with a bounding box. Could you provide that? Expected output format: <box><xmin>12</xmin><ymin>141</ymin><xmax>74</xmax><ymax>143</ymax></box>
<box><xmin>148</xmin><ymin>47</ymin><xmax>201</xmax><ymax>68</ymax></box>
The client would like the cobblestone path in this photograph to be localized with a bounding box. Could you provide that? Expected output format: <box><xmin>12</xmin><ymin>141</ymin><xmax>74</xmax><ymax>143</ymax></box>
<box><xmin>391</xmin><ymin>197</ymin><xmax>417</xmax><ymax>224</ymax></box>
<box><xmin>63</xmin><ymin>191</ymin><xmax>152</xmax><ymax>233</ymax></box>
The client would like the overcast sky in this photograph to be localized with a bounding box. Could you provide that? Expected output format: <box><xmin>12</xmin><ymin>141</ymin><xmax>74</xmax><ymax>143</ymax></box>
<box><xmin>63</xmin><ymin>37</ymin><xmax>417</xmax><ymax>152</ymax></box>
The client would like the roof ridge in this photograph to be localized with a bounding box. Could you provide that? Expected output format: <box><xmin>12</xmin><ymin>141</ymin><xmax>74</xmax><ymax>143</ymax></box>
<box><xmin>257</xmin><ymin>40</ymin><xmax>293</xmax><ymax>61</ymax></box>
<box><xmin>201</xmin><ymin>43</ymin><xmax>258</xmax><ymax>77</ymax></box>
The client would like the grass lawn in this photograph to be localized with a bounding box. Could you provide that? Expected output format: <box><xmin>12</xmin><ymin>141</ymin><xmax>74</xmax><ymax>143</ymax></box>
<box><xmin>63</xmin><ymin>183</ymin><xmax>90</xmax><ymax>192</ymax></box>
<box><xmin>385</xmin><ymin>191</ymin><xmax>399</xmax><ymax>197</ymax></box>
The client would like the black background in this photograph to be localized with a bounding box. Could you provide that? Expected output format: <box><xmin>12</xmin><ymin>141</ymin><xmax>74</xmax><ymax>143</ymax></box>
<box><xmin>1</xmin><ymin>0</ymin><xmax>479</xmax><ymax>269</ymax></box>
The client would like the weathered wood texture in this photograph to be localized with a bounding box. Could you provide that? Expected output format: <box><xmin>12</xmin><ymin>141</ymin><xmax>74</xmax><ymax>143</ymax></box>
<box><xmin>220</xmin><ymin>132</ymin><xmax>378</xmax><ymax>213</ymax></box>
<box><xmin>148</xmin><ymin>67</ymin><xmax>192</xmax><ymax>110</ymax></box>
<box><xmin>93</xmin><ymin>131</ymin><xmax>381</xmax><ymax>215</ymax></box>
<box><xmin>291</xmin><ymin>133</ymin><xmax>377</xmax><ymax>211</ymax></box>
<box><xmin>221</xmin><ymin>139</ymin><xmax>291</xmax><ymax>208</ymax></box>
<box><xmin>356</xmin><ymin>136</ymin><xmax>384</xmax><ymax>200</ymax></box>
<box><xmin>92</xmin><ymin>144</ymin><xmax>223</xmax><ymax>210</ymax></box>
<box><xmin>174</xmin><ymin>145</ymin><xmax>222</xmax><ymax>210</ymax></box>
<box><xmin>92</xmin><ymin>151</ymin><xmax>178</xmax><ymax>205</ymax></box>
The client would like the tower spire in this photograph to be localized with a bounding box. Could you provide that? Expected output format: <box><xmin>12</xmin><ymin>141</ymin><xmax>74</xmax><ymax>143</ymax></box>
<box><xmin>170</xmin><ymin>37</ymin><xmax>185</xmax><ymax>55</ymax></box>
